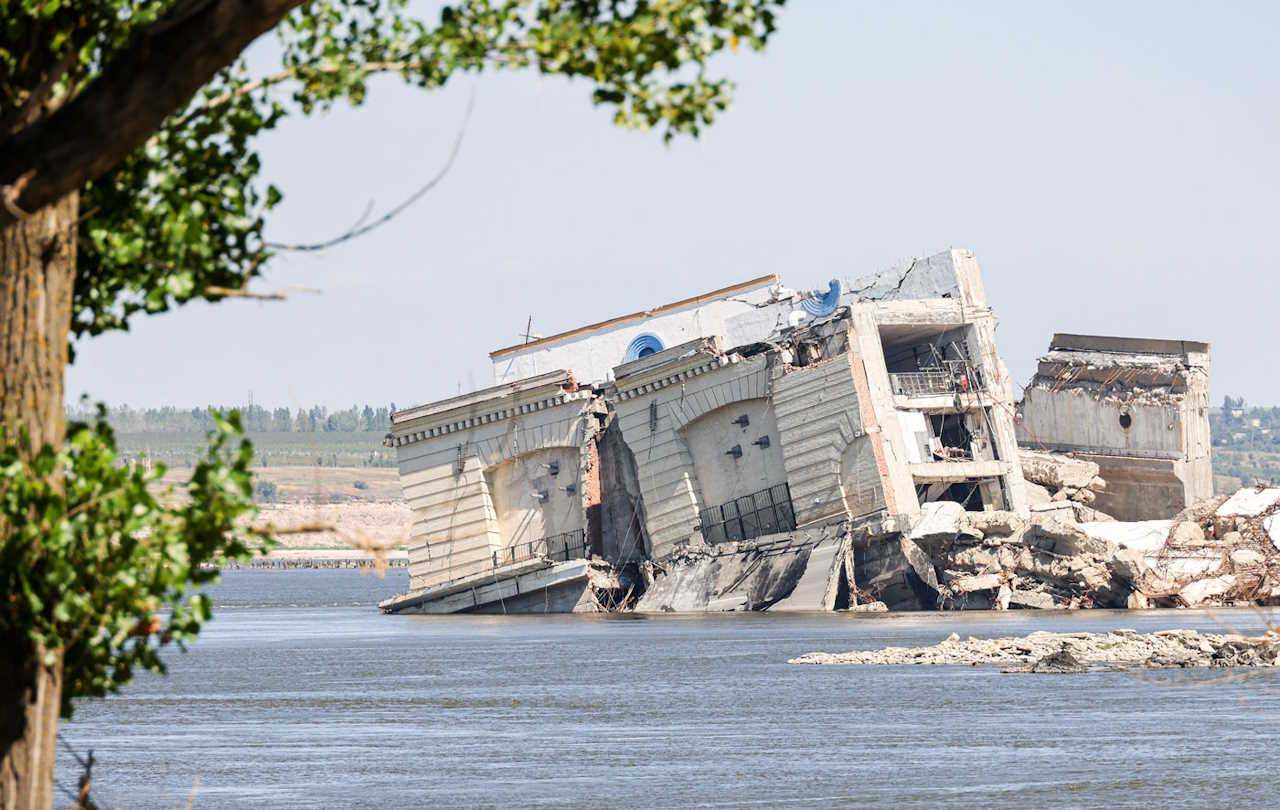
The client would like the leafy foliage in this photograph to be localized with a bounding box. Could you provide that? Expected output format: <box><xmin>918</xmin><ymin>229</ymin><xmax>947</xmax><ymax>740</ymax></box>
<box><xmin>0</xmin><ymin>0</ymin><xmax>785</xmax><ymax>335</ymax></box>
<box><xmin>0</xmin><ymin>409</ymin><xmax>265</xmax><ymax>716</ymax></box>
<box><xmin>1</xmin><ymin>0</ymin><xmax>783</xmax><ymax>725</ymax></box>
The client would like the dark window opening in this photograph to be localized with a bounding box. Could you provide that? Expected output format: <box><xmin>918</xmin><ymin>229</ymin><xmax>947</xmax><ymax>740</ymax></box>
<box><xmin>930</xmin><ymin>414</ymin><xmax>973</xmax><ymax>461</ymax></box>
<box><xmin>934</xmin><ymin>482</ymin><xmax>985</xmax><ymax>512</ymax></box>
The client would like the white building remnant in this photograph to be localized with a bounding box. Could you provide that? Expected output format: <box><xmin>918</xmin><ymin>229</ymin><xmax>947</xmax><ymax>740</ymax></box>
<box><xmin>1015</xmin><ymin>334</ymin><xmax>1213</xmax><ymax>521</ymax></box>
<box><xmin>381</xmin><ymin>248</ymin><xmax>1041</xmax><ymax>614</ymax></box>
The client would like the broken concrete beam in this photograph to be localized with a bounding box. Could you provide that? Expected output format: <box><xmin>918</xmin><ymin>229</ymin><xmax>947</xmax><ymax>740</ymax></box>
<box><xmin>899</xmin><ymin>535</ymin><xmax>940</xmax><ymax>593</ymax></box>
<box><xmin>1079</xmin><ymin>519</ymin><xmax>1171</xmax><ymax>555</ymax></box>
<box><xmin>1069</xmin><ymin>488</ymin><xmax>1097</xmax><ymax>505</ymax></box>
<box><xmin>949</xmin><ymin>545</ymin><xmax>1002</xmax><ymax>573</ymax></box>
<box><xmin>1230</xmin><ymin>548</ymin><xmax>1264</xmax><ymax>568</ymax></box>
<box><xmin>1019</xmin><ymin>449</ymin><xmax>1103</xmax><ymax>491</ymax></box>
<box><xmin>949</xmin><ymin>572</ymin><xmax>1003</xmax><ymax>593</ymax></box>
<box><xmin>1030</xmin><ymin>501</ymin><xmax>1076</xmax><ymax>520</ymax></box>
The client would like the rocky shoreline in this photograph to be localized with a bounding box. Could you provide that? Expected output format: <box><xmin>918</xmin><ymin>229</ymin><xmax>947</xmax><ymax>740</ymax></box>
<box><xmin>789</xmin><ymin>628</ymin><xmax>1280</xmax><ymax>672</ymax></box>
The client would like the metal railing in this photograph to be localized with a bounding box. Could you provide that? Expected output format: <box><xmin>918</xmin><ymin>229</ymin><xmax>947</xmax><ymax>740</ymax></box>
<box><xmin>890</xmin><ymin>370</ymin><xmax>954</xmax><ymax>397</ymax></box>
<box><xmin>493</xmin><ymin>528</ymin><xmax>589</xmax><ymax>568</ymax></box>
<box><xmin>699</xmin><ymin>483</ymin><xmax>797</xmax><ymax>545</ymax></box>
<box><xmin>889</xmin><ymin>361</ymin><xmax>983</xmax><ymax>397</ymax></box>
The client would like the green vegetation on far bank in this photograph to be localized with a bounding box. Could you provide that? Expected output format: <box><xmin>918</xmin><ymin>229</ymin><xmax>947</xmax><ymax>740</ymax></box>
<box><xmin>1211</xmin><ymin>400</ymin><xmax>1280</xmax><ymax>491</ymax></box>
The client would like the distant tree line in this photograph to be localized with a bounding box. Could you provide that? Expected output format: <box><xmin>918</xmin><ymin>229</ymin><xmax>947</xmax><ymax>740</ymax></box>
<box><xmin>1211</xmin><ymin>398</ymin><xmax>1280</xmax><ymax>449</ymax></box>
<box><xmin>66</xmin><ymin>403</ymin><xmax>398</xmax><ymax>434</ymax></box>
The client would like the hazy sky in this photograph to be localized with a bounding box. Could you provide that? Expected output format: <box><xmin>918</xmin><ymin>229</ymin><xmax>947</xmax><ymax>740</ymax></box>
<box><xmin>67</xmin><ymin>1</ymin><xmax>1279</xmax><ymax>412</ymax></box>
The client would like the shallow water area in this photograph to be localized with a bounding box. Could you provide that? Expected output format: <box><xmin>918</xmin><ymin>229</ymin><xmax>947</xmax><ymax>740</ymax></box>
<box><xmin>55</xmin><ymin>569</ymin><xmax>1280</xmax><ymax>808</ymax></box>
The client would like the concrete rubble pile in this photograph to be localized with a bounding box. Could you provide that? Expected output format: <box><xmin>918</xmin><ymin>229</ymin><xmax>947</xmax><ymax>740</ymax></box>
<box><xmin>1017</xmin><ymin>449</ymin><xmax>1112</xmax><ymax>522</ymax></box>
<box><xmin>876</xmin><ymin>489</ymin><xmax>1280</xmax><ymax>612</ymax></box>
<box><xmin>788</xmin><ymin>628</ymin><xmax>1280</xmax><ymax>671</ymax></box>
<box><xmin>378</xmin><ymin>245</ymin><xmax>1264</xmax><ymax>617</ymax></box>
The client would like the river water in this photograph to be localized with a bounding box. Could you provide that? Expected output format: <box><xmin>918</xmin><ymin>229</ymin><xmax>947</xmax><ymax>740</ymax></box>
<box><xmin>54</xmin><ymin>569</ymin><xmax>1280</xmax><ymax>808</ymax></box>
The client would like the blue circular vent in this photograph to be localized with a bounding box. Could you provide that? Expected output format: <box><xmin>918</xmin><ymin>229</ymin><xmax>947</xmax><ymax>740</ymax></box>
<box><xmin>801</xmin><ymin>279</ymin><xmax>842</xmax><ymax>318</ymax></box>
<box><xmin>624</xmin><ymin>333</ymin><xmax>665</xmax><ymax>362</ymax></box>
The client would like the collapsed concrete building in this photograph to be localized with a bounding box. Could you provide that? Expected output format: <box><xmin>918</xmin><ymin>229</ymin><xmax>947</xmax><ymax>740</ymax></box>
<box><xmin>380</xmin><ymin>248</ymin><xmax>1032</xmax><ymax>613</ymax></box>
<box><xmin>378</xmin><ymin>248</ymin><xmax>1275</xmax><ymax>615</ymax></box>
<box><xmin>1015</xmin><ymin>334</ymin><xmax>1213</xmax><ymax>521</ymax></box>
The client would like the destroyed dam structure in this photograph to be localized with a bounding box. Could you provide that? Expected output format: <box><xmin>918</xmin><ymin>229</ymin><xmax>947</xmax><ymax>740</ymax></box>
<box><xmin>379</xmin><ymin>249</ymin><xmax>1280</xmax><ymax>615</ymax></box>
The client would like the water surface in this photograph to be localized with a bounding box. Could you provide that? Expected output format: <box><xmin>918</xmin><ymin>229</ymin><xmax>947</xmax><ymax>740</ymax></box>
<box><xmin>56</xmin><ymin>570</ymin><xmax>1280</xmax><ymax>808</ymax></box>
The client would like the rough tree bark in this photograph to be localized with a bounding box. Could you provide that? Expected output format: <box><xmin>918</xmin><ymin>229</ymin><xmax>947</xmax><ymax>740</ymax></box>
<box><xmin>0</xmin><ymin>193</ymin><xmax>77</xmax><ymax>810</ymax></box>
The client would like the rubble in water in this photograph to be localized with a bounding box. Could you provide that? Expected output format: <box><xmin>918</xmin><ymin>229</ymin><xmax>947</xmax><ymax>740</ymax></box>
<box><xmin>788</xmin><ymin>628</ymin><xmax>1280</xmax><ymax>671</ymax></box>
<box><xmin>893</xmin><ymin>486</ymin><xmax>1280</xmax><ymax>612</ymax></box>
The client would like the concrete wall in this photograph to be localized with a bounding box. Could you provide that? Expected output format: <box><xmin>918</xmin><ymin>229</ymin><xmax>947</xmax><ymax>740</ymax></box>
<box><xmin>487</xmin><ymin>446</ymin><xmax>584</xmax><ymax>550</ymax></box>
<box><xmin>393</xmin><ymin>389</ymin><xmax>595</xmax><ymax>590</ymax></box>
<box><xmin>612</xmin><ymin>353</ymin><xmax>773</xmax><ymax>558</ymax></box>
<box><xmin>1084</xmin><ymin>454</ymin><xmax>1197</xmax><ymax>522</ymax></box>
<box><xmin>840</xmin><ymin>435</ymin><xmax>886</xmax><ymax>517</ymax></box>
<box><xmin>772</xmin><ymin>355</ymin><xmax>873</xmax><ymax>526</ymax></box>
<box><xmin>397</xmin><ymin>450</ymin><xmax>502</xmax><ymax>591</ymax></box>
<box><xmin>1019</xmin><ymin>388</ymin><xmax>1186</xmax><ymax>458</ymax></box>
<box><xmin>490</xmin><ymin>282</ymin><xmax>779</xmax><ymax>386</ymax></box>
<box><xmin>683</xmin><ymin>397</ymin><xmax>788</xmax><ymax>508</ymax></box>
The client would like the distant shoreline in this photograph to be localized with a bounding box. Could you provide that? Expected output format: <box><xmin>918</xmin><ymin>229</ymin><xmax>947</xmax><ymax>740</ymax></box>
<box><xmin>208</xmin><ymin>550</ymin><xmax>409</xmax><ymax>571</ymax></box>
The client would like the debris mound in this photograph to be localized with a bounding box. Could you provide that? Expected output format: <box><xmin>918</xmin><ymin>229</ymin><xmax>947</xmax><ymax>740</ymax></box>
<box><xmin>788</xmin><ymin>628</ymin><xmax>1280</xmax><ymax>670</ymax></box>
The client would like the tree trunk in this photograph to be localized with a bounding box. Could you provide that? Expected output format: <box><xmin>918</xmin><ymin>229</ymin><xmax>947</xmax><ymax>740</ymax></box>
<box><xmin>0</xmin><ymin>193</ymin><xmax>77</xmax><ymax>810</ymax></box>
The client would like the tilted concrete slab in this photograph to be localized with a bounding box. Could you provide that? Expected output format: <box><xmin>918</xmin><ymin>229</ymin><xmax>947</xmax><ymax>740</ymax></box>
<box><xmin>769</xmin><ymin>533</ymin><xmax>847</xmax><ymax>612</ymax></box>
<box><xmin>380</xmin><ymin>559</ymin><xmax>591</xmax><ymax>614</ymax></box>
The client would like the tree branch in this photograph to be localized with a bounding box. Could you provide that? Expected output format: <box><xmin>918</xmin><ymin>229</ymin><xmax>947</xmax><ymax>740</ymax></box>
<box><xmin>264</xmin><ymin>87</ymin><xmax>475</xmax><ymax>252</ymax></box>
<box><xmin>172</xmin><ymin>60</ymin><xmax>426</xmax><ymax>131</ymax></box>
<box><xmin>0</xmin><ymin>0</ymin><xmax>306</xmax><ymax>227</ymax></box>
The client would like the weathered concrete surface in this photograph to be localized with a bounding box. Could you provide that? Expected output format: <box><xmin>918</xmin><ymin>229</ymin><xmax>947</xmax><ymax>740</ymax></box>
<box><xmin>789</xmin><ymin>628</ymin><xmax>1280</xmax><ymax>670</ymax></box>
<box><xmin>380</xmin><ymin>559</ymin><xmax>596</xmax><ymax>614</ymax></box>
<box><xmin>1016</xmin><ymin>333</ymin><xmax>1213</xmax><ymax>522</ymax></box>
<box><xmin>770</xmin><ymin>531</ymin><xmax>849</xmax><ymax>612</ymax></box>
<box><xmin>1085</xmin><ymin>454</ymin><xmax>1203</xmax><ymax>523</ymax></box>
<box><xmin>634</xmin><ymin>532</ymin><xmax>819</xmax><ymax>612</ymax></box>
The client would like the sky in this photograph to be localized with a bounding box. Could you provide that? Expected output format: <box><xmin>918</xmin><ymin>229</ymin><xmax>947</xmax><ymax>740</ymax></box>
<box><xmin>66</xmin><ymin>1</ymin><xmax>1280</xmax><ymax>412</ymax></box>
